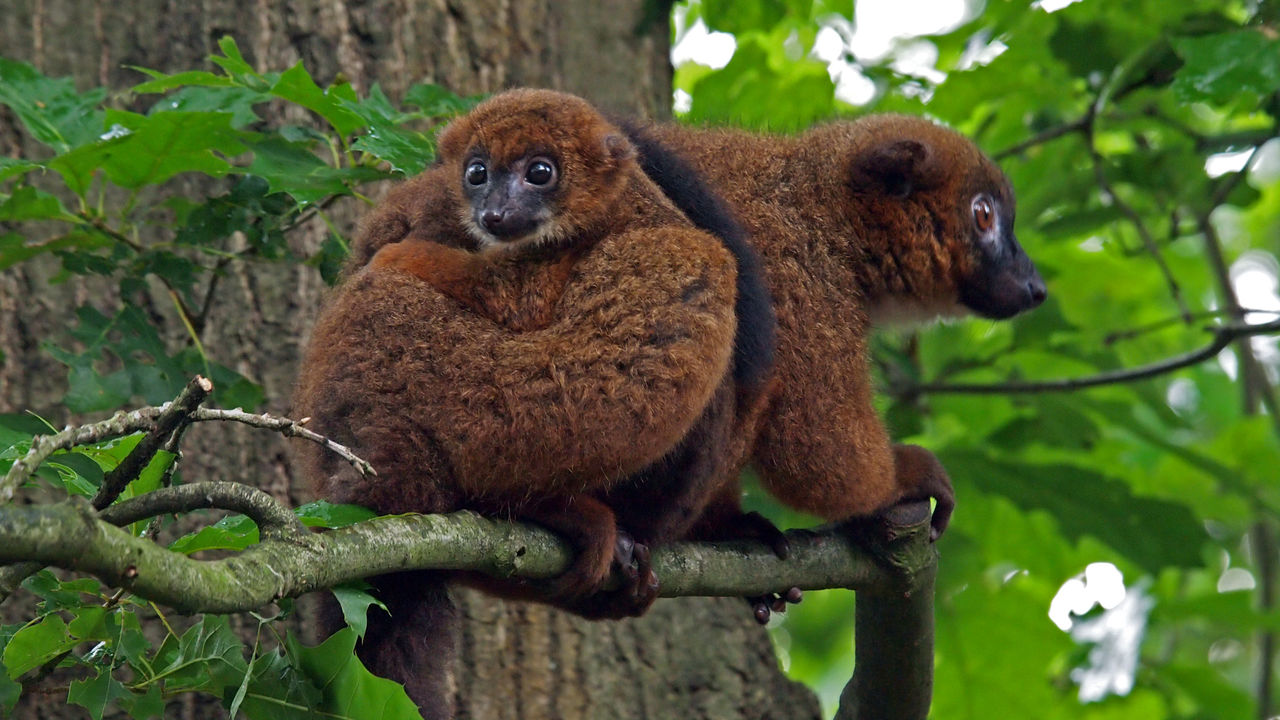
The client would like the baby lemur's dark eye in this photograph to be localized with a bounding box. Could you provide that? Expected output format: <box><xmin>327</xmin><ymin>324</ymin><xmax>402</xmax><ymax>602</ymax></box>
<box><xmin>465</xmin><ymin>161</ymin><xmax>488</xmax><ymax>186</ymax></box>
<box><xmin>525</xmin><ymin>158</ymin><xmax>556</xmax><ymax>186</ymax></box>
<box><xmin>972</xmin><ymin>195</ymin><xmax>995</xmax><ymax>233</ymax></box>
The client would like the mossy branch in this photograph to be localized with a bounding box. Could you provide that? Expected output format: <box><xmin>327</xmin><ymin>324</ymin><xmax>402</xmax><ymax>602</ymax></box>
<box><xmin>0</xmin><ymin>380</ymin><xmax>940</xmax><ymax>720</ymax></box>
<box><xmin>0</xmin><ymin>492</ymin><xmax>931</xmax><ymax>613</ymax></box>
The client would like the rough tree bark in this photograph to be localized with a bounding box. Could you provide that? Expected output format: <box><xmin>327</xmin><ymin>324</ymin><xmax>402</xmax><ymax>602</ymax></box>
<box><xmin>0</xmin><ymin>1</ymin><xmax>822</xmax><ymax>718</ymax></box>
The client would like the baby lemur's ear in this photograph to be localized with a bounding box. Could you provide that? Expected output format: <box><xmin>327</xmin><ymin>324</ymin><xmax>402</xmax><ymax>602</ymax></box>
<box><xmin>849</xmin><ymin>139</ymin><xmax>941</xmax><ymax>198</ymax></box>
<box><xmin>603</xmin><ymin>133</ymin><xmax>636</xmax><ymax>165</ymax></box>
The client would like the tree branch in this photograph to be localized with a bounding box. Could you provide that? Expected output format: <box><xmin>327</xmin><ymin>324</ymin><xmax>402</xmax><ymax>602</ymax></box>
<box><xmin>911</xmin><ymin>319</ymin><xmax>1280</xmax><ymax>395</ymax></box>
<box><xmin>98</xmin><ymin>482</ymin><xmax>304</xmax><ymax>538</ymax></box>
<box><xmin>994</xmin><ymin>116</ymin><xmax>1088</xmax><ymax>160</ymax></box>
<box><xmin>837</xmin><ymin>502</ymin><xmax>937</xmax><ymax>720</ymax></box>
<box><xmin>0</xmin><ymin>498</ymin><xmax>921</xmax><ymax>614</ymax></box>
<box><xmin>1103</xmin><ymin>308</ymin><xmax>1280</xmax><ymax>345</ymax></box>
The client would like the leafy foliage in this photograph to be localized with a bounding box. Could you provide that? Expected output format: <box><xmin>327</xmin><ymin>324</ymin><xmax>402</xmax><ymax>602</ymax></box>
<box><xmin>2</xmin><ymin>2</ymin><xmax>1278</xmax><ymax>717</ymax></box>
<box><xmin>0</xmin><ymin>39</ymin><xmax>474</xmax><ymax>719</ymax></box>
<box><xmin>0</xmin><ymin>36</ymin><xmax>475</xmax><ymax>412</ymax></box>
<box><xmin>674</xmin><ymin>0</ymin><xmax>1280</xmax><ymax>717</ymax></box>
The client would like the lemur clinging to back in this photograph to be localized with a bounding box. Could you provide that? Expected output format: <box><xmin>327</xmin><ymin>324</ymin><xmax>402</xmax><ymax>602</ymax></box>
<box><xmin>295</xmin><ymin>88</ymin><xmax>783</xmax><ymax>719</ymax></box>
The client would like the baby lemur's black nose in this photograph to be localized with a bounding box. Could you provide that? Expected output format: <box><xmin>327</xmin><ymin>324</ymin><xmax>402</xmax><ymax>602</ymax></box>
<box><xmin>481</xmin><ymin>209</ymin><xmax>507</xmax><ymax>232</ymax></box>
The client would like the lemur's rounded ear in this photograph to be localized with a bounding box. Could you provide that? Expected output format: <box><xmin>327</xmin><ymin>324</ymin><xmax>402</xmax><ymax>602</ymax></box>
<box><xmin>603</xmin><ymin>133</ymin><xmax>636</xmax><ymax>164</ymax></box>
<box><xmin>437</xmin><ymin>117</ymin><xmax>470</xmax><ymax>162</ymax></box>
<box><xmin>849</xmin><ymin>139</ymin><xmax>941</xmax><ymax>197</ymax></box>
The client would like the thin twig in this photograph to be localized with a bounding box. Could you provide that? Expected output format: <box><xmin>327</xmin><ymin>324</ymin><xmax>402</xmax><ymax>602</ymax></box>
<box><xmin>192</xmin><ymin>408</ymin><xmax>377</xmax><ymax>477</ymax></box>
<box><xmin>2</xmin><ymin>383</ymin><xmax>375</xmax><ymax>506</ymax></box>
<box><xmin>912</xmin><ymin>319</ymin><xmax>1280</xmax><ymax>395</ymax></box>
<box><xmin>90</xmin><ymin>376</ymin><xmax>212</xmax><ymax>509</ymax></box>
<box><xmin>1194</xmin><ymin>107</ymin><xmax>1280</xmax><ymax>718</ymax></box>
<box><xmin>1</xmin><ymin>409</ymin><xmax>165</xmax><ymax>503</ymax></box>
<box><xmin>1210</xmin><ymin>143</ymin><xmax>1265</xmax><ymax>208</ymax></box>
<box><xmin>1083</xmin><ymin>103</ymin><xmax>1194</xmax><ymax>323</ymax></box>
<box><xmin>994</xmin><ymin>116</ymin><xmax>1089</xmax><ymax>160</ymax></box>
<box><xmin>1103</xmin><ymin>308</ymin><xmax>1280</xmax><ymax>345</ymax></box>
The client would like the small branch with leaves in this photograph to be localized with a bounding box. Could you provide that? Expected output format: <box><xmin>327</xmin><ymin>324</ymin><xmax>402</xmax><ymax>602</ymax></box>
<box><xmin>0</xmin><ymin>376</ymin><xmax>374</xmax><ymax>506</ymax></box>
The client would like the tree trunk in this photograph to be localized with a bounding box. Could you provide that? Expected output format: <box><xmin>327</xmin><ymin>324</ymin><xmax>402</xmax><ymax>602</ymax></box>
<box><xmin>0</xmin><ymin>2</ymin><xmax>822</xmax><ymax>718</ymax></box>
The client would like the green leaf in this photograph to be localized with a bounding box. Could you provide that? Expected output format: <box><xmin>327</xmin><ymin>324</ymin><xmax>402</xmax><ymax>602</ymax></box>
<box><xmin>173</xmin><ymin>174</ymin><xmax>296</xmax><ymax>258</ymax></box>
<box><xmin>130</xmin><ymin>68</ymin><xmax>238</xmax><ymax>93</ymax></box>
<box><xmin>47</xmin><ymin>449</ymin><xmax>106</xmax><ymax>488</ymax></box>
<box><xmin>114</xmin><ymin>612</ymin><xmax>153</xmax><ymax>671</ymax></box>
<box><xmin>97</xmin><ymin>110</ymin><xmax>248</xmax><ymax>188</ymax></box>
<box><xmin>0</xmin><ymin>229</ymin><xmax>110</xmax><ymax>272</ymax></box>
<box><xmin>0</xmin><ymin>411</ymin><xmax>52</xmax><ymax>444</ymax></box>
<box><xmin>295</xmin><ymin>500</ymin><xmax>377</xmax><ymax>529</ymax></box>
<box><xmin>1036</xmin><ymin>206</ymin><xmax>1127</xmax><ymax>241</ymax></box>
<box><xmin>343</xmin><ymin>85</ymin><xmax>435</xmax><ymax>175</ymax></box>
<box><xmin>0</xmin><ymin>57</ymin><xmax>106</xmax><ymax>152</ymax></box>
<box><xmin>46</xmin><ymin>305</ymin><xmax>192</xmax><ymax>412</ymax></box>
<box><xmin>701</xmin><ymin>0</ymin><xmax>799</xmax><ymax>34</ymax></box>
<box><xmin>69</xmin><ymin>669</ymin><xmax>134</xmax><ymax>720</ymax></box>
<box><xmin>146</xmin><ymin>85</ymin><xmax>268</xmax><ymax>129</ymax></box>
<box><xmin>21</xmin><ymin>572</ymin><xmax>101</xmax><ymax>613</ymax></box>
<box><xmin>309</xmin><ymin>232</ymin><xmax>349</xmax><ymax>286</ymax></box>
<box><xmin>286</xmin><ymin>629</ymin><xmax>420</xmax><ymax>719</ymax></box>
<box><xmin>1161</xmin><ymin>664</ymin><xmax>1253</xmax><ymax>719</ymax></box>
<box><xmin>330</xmin><ymin>584</ymin><xmax>386</xmax><ymax>639</ymax></box>
<box><xmin>0</xmin><ymin>185</ymin><xmax>74</xmax><ymax>222</ymax></box>
<box><xmin>244</xmin><ymin>136</ymin><xmax>352</xmax><ymax>206</ymax></box>
<box><xmin>0</xmin><ymin>156</ymin><xmax>40</xmax><ymax>183</ymax></box>
<box><xmin>208</xmin><ymin>36</ymin><xmax>269</xmax><ymax>90</ymax></box>
<box><xmin>169</xmin><ymin>514</ymin><xmax>259</xmax><ymax>554</ymax></box>
<box><xmin>233</xmin><ymin>647</ymin><xmax>324</xmax><ymax>720</ymax></box>
<box><xmin>270</xmin><ymin>64</ymin><xmax>365</xmax><ymax>137</ymax></box>
<box><xmin>685</xmin><ymin>38</ymin><xmax>835</xmax><ymax>132</ymax></box>
<box><xmin>934</xmin><ymin>573</ymin><xmax>1072</xmax><ymax>718</ymax></box>
<box><xmin>0</xmin><ymin>628</ymin><xmax>22</xmax><ymax>712</ymax></box>
<box><xmin>125</xmin><ymin>684</ymin><xmax>166</xmax><ymax>719</ymax></box>
<box><xmin>67</xmin><ymin>608</ymin><xmax>113</xmax><ymax>642</ymax></box>
<box><xmin>150</xmin><ymin>615</ymin><xmax>247</xmax><ymax>693</ymax></box>
<box><xmin>402</xmin><ymin>83</ymin><xmax>478</xmax><ymax>117</ymax></box>
<box><xmin>126</xmin><ymin>449</ymin><xmax>174</xmax><ymax>498</ymax></box>
<box><xmin>4</xmin><ymin>615</ymin><xmax>75</xmax><ymax>678</ymax></box>
<box><xmin>1172</xmin><ymin>30</ymin><xmax>1280</xmax><ymax>104</ymax></box>
<box><xmin>46</xmin><ymin>134</ymin><xmax>126</xmax><ymax>197</ymax></box>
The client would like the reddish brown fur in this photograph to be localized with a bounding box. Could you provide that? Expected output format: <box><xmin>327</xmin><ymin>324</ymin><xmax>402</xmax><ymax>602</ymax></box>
<box><xmin>295</xmin><ymin>96</ymin><xmax>745</xmax><ymax>718</ymax></box>
<box><xmin>354</xmin><ymin>90</ymin><xmax>781</xmax><ymax>580</ymax></box>
<box><xmin>634</xmin><ymin>115</ymin><xmax>1031</xmax><ymax>527</ymax></box>
<box><xmin>297</xmin><ymin>224</ymin><xmax>736</xmax><ymax>505</ymax></box>
<box><xmin>369</xmin><ymin>219</ymin><xmax>584</xmax><ymax>332</ymax></box>
<box><xmin>297</xmin><ymin>90</ymin><xmax>739</xmax><ymax>511</ymax></box>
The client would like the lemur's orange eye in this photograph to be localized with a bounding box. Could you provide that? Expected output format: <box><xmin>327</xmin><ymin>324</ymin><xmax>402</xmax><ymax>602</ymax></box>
<box><xmin>972</xmin><ymin>195</ymin><xmax>995</xmax><ymax>232</ymax></box>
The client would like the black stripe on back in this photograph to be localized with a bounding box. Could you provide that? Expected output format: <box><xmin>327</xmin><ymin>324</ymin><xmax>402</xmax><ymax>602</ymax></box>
<box><xmin>616</xmin><ymin>119</ymin><xmax>777</xmax><ymax>393</ymax></box>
